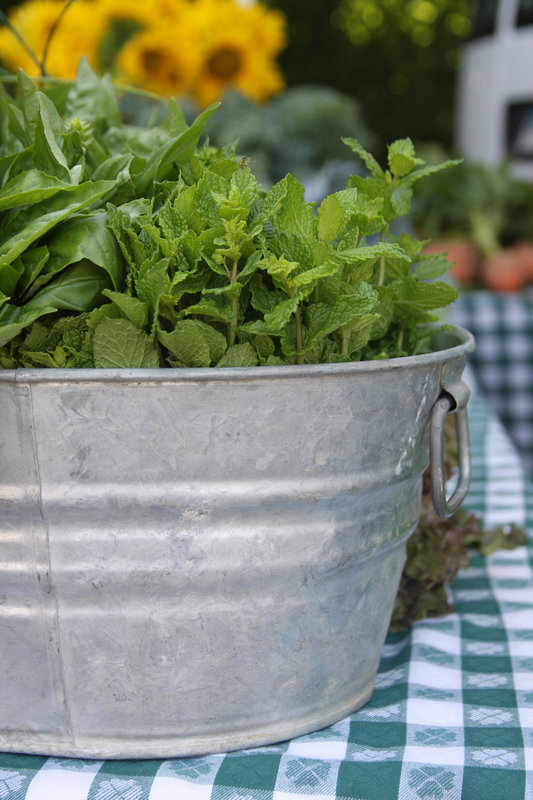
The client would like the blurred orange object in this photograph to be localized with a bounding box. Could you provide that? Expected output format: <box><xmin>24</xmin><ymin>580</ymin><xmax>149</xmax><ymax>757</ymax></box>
<box><xmin>482</xmin><ymin>248</ymin><xmax>529</xmax><ymax>293</ymax></box>
<box><xmin>423</xmin><ymin>239</ymin><xmax>481</xmax><ymax>286</ymax></box>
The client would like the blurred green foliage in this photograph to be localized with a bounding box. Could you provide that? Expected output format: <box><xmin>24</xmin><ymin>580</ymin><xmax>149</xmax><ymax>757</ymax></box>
<box><xmin>262</xmin><ymin>0</ymin><xmax>472</xmax><ymax>152</ymax></box>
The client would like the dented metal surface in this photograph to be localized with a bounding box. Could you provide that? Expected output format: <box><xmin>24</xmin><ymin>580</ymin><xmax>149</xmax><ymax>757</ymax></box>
<box><xmin>0</xmin><ymin>326</ymin><xmax>474</xmax><ymax>758</ymax></box>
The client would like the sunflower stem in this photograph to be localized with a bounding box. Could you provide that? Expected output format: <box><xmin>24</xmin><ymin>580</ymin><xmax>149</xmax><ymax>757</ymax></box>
<box><xmin>0</xmin><ymin>10</ymin><xmax>44</xmax><ymax>75</ymax></box>
<box><xmin>41</xmin><ymin>0</ymin><xmax>79</xmax><ymax>75</ymax></box>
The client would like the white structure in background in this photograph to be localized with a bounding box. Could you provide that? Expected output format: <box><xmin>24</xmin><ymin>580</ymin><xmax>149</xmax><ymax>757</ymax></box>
<box><xmin>457</xmin><ymin>0</ymin><xmax>533</xmax><ymax>178</ymax></box>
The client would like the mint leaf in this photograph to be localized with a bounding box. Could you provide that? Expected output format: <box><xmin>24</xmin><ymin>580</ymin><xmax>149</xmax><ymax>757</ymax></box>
<box><xmin>264</xmin><ymin>296</ymin><xmax>299</xmax><ymax>330</ymax></box>
<box><xmin>158</xmin><ymin>319</ymin><xmax>221</xmax><ymax>367</ymax></box>
<box><xmin>342</xmin><ymin>137</ymin><xmax>384</xmax><ymax>178</ymax></box>
<box><xmin>273</xmin><ymin>174</ymin><xmax>316</xmax><ymax>240</ymax></box>
<box><xmin>102</xmin><ymin>289</ymin><xmax>149</xmax><ymax>329</ymax></box>
<box><xmin>387</xmin><ymin>138</ymin><xmax>424</xmax><ymax>178</ymax></box>
<box><xmin>392</xmin><ymin>278</ymin><xmax>458</xmax><ymax>316</ymax></box>
<box><xmin>317</xmin><ymin>189</ymin><xmax>359</xmax><ymax>243</ymax></box>
<box><xmin>93</xmin><ymin>316</ymin><xmax>160</xmax><ymax>367</ymax></box>
<box><xmin>217</xmin><ymin>341</ymin><xmax>258</xmax><ymax>367</ymax></box>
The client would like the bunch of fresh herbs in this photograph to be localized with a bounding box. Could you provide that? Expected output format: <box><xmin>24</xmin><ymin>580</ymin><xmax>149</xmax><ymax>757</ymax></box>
<box><xmin>0</xmin><ymin>60</ymin><xmax>461</xmax><ymax>369</ymax></box>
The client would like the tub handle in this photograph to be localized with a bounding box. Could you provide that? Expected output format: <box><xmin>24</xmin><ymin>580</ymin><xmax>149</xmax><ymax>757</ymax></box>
<box><xmin>430</xmin><ymin>393</ymin><xmax>471</xmax><ymax>518</ymax></box>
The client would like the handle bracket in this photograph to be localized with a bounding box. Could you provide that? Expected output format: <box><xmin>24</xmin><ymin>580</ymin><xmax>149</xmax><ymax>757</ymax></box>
<box><xmin>430</xmin><ymin>393</ymin><xmax>471</xmax><ymax>518</ymax></box>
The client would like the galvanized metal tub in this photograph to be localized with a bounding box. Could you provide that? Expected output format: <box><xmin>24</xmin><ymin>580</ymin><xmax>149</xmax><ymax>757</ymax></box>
<box><xmin>0</xmin><ymin>326</ymin><xmax>474</xmax><ymax>759</ymax></box>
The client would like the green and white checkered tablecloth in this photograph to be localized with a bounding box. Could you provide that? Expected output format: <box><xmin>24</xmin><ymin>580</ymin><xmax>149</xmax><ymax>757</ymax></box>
<box><xmin>451</xmin><ymin>291</ymin><xmax>533</xmax><ymax>475</ymax></box>
<box><xmin>1</xmin><ymin>389</ymin><xmax>533</xmax><ymax>800</ymax></box>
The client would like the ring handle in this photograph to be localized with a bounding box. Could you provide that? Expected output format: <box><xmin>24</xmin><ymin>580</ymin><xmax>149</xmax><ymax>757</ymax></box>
<box><xmin>430</xmin><ymin>393</ymin><xmax>471</xmax><ymax>518</ymax></box>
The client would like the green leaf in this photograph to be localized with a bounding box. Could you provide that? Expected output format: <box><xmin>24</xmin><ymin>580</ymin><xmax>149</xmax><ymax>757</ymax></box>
<box><xmin>291</xmin><ymin>261</ymin><xmax>341</xmax><ymax>287</ymax></box>
<box><xmin>337</xmin><ymin>242</ymin><xmax>410</xmax><ymax>265</ymax></box>
<box><xmin>136</xmin><ymin>258</ymin><xmax>170</xmax><ymax>313</ymax></box>
<box><xmin>273</xmin><ymin>174</ymin><xmax>316</xmax><ymax>240</ymax></box>
<box><xmin>16</xmin><ymin>69</ymin><xmax>40</xmax><ymax>146</ymax></box>
<box><xmin>306</xmin><ymin>283</ymin><xmax>379</xmax><ymax>345</ymax></box>
<box><xmin>157</xmin><ymin>320</ymin><xmax>212</xmax><ymax>367</ymax></box>
<box><xmin>264</xmin><ymin>296</ymin><xmax>299</xmax><ymax>330</ymax></box>
<box><xmin>195</xmin><ymin>170</ymin><xmax>226</xmax><ymax>227</ymax></box>
<box><xmin>342</xmin><ymin>137</ymin><xmax>384</xmax><ymax>178</ymax></box>
<box><xmin>33</xmin><ymin>94</ymin><xmax>70</xmax><ymax>181</ymax></box>
<box><xmin>167</xmin><ymin>98</ymin><xmax>188</xmax><ymax>138</ymax></box>
<box><xmin>411</xmin><ymin>253</ymin><xmax>451</xmax><ymax>280</ymax></box>
<box><xmin>0</xmin><ymin>258</ymin><xmax>23</xmax><ymax>296</ymax></box>
<box><xmin>216</xmin><ymin>341</ymin><xmax>258</xmax><ymax>367</ymax></box>
<box><xmin>93</xmin><ymin>316</ymin><xmax>160</xmax><ymax>367</ymax></box>
<box><xmin>392</xmin><ymin>278</ymin><xmax>458</xmax><ymax>315</ymax></box>
<box><xmin>92</xmin><ymin>153</ymin><xmax>133</xmax><ymax>184</ymax></box>
<box><xmin>0</xmin><ymin>302</ymin><xmax>56</xmax><ymax>347</ymax></box>
<box><xmin>24</xmin><ymin>260</ymin><xmax>113</xmax><ymax>312</ymax></box>
<box><xmin>387</xmin><ymin>138</ymin><xmax>424</xmax><ymax>178</ymax></box>
<box><xmin>12</xmin><ymin>245</ymin><xmax>49</xmax><ymax>296</ymax></box>
<box><xmin>0</xmin><ymin>180</ymin><xmax>116</xmax><ymax>265</ymax></box>
<box><xmin>65</xmin><ymin>56</ymin><xmax>121</xmax><ymax>132</ymax></box>
<box><xmin>259</xmin><ymin>178</ymin><xmax>289</xmax><ymax>221</ymax></box>
<box><xmin>259</xmin><ymin>254</ymin><xmax>299</xmax><ymax>287</ymax></box>
<box><xmin>43</xmin><ymin>212</ymin><xmax>124</xmax><ymax>291</ymax></box>
<box><xmin>390</xmin><ymin>184</ymin><xmax>413</xmax><ymax>217</ymax></box>
<box><xmin>0</xmin><ymin>170</ymin><xmax>72</xmax><ymax>211</ymax></box>
<box><xmin>317</xmin><ymin>188</ymin><xmax>359</xmax><ymax>242</ymax></box>
<box><xmin>102</xmin><ymin>289</ymin><xmax>149</xmax><ymax>329</ymax></box>
<box><xmin>181</xmin><ymin>298</ymin><xmax>234</xmax><ymax>324</ymax></box>
<box><xmin>135</xmin><ymin>103</ymin><xmax>219</xmax><ymax>195</ymax></box>
<box><xmin>403</xmin><ymin>159</ymin><xmax>463</xmax><ymax>187</ymax></box>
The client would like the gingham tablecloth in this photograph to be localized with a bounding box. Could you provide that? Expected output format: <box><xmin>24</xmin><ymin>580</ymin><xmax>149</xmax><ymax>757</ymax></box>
<box><xmin>1</xmin><ymin>390</ymin><xmax>533</xmax><ymax>800</ymax></box>
<box><xmin>451</xmin><ymin>290</ymin><xmax>533</xmax><ymax>476</ymax></box>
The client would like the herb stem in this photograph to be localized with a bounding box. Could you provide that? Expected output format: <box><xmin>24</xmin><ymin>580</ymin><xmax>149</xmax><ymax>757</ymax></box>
<box><xmin>342</xmin><ymin>329</ymin><xmax>350</xmax><ymax>357</ymax></box>
<box><xmin>397</xmin><ymin>328</ymin><xmax>404</xmax><ymax>351</ymax></box>
<box><xmin>295</xmin><ymin>305</ymin><xmax>304</xmax><ymax>365</ymax></box>
<box><xmin>228</xmin><ymin>259</ymin><xmax>239</xmax><ymax>347</ymax></box>
<box><xmin>377</xmin><ymin>228</ymin><xmax>388</xmax><ymax>286</ymax></box>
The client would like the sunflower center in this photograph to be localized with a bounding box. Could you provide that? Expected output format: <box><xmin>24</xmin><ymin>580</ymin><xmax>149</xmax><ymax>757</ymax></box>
<box><xmin>141</xmin><ymin>48</ymin><xmax>164</xmax><ymax>74</ymax></box>
<box><xmin>207</xmin><ymin>47</ymin><xmax>241</xmax><ymax>79</ymax></box>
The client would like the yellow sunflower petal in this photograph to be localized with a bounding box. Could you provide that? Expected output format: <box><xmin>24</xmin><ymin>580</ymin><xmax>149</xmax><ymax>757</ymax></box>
<box><xmin>185</xmin><ymin>0</ymin><xmax>287</xmax><ymax>106</ymax></box>
<box><xmin>117</xmin><ymin>25</ymin><xmax>200</xmax><ymax>96</ymax></box>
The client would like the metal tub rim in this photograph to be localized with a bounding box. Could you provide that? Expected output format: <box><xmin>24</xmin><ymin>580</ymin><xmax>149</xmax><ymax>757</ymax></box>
<box><xmin>0</xmin><ymin>324</ymin><xmax>474</xmax><ymax>384</ymax></box>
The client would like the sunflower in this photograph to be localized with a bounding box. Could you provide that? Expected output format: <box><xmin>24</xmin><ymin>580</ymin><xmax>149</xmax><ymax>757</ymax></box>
<box><xmin>116</xmin><ymin>24</ymin><xmax>199</xmax><ymax>96</ymax></box>
<box><xmin>185</xmin><ymin>0</ymin><xmax>286</xmax><ymax>106</ymax></box>
<box><xmin>0</xmin><ymin>0</ymin><xmax>65</xmax><ymax>74</ymax></box>
<box><xmin>0</xmin><ymin>0</ymin><xmax>108</xmax><ymax>77</ymax></box>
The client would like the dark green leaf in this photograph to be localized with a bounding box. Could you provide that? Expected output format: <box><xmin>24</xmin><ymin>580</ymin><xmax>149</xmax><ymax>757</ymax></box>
<box><xmin>0</xmin><ymin>170</ymin><xmax>72</xmax><ymax>211</ymax></box>
<box><xmin>0</xmin><ymin>180</ymin><xmax>116</xmax><ymax>264</ymax></box>
<box><xmin>24</xmin><ymin>260</ymin><xmax>113</xmax><ymax>312</ymax></box>
<box><xmin>0</xmin><ymin>302</ymin><xmax>56</xmax><ymax>347</ymax></box>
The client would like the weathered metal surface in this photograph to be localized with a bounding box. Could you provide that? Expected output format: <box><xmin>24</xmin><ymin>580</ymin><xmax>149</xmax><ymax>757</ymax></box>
<box><xmin>0</xmin><ymin>326</ymin><xmax>474</xmax><ymax>758</ymax></box>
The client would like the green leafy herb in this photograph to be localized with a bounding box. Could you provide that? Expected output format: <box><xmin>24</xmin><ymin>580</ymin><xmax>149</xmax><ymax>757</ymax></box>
<box><xmin>1</xmin><ymin>62</ymin><xmax>460</xmax><ymax>368</ymax></box>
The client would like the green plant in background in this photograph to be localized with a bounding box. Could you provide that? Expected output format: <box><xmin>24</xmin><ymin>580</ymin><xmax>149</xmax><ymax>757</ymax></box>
<box><xmin>412</xmin><ymin>153</ymin><xmax>533</xmax><ymax>291</ymax></box>
<box><xmin>262</xmin><ymin>0</ymin><xmax>472</xmax><ymax>152</ymax></box>
<box><xmin>205</xmin><ymin>85</ymin><xmax>375</xmax><ymax>189</ymax></box>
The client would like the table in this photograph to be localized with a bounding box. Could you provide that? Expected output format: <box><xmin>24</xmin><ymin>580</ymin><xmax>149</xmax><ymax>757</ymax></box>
<box><xmin>1</xmin><ymin>388</ymin><xmax>532</xmax><ymax>800</ymax></box>
<box><xmin>451</xmin><ymin>290</ymin><xmax>533</xmax><ymax>476</ymax></box>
